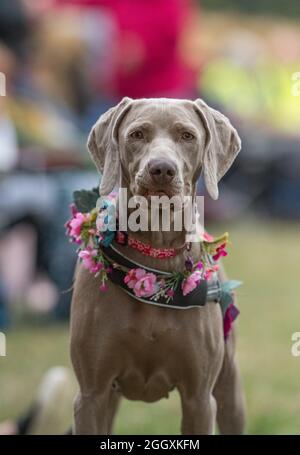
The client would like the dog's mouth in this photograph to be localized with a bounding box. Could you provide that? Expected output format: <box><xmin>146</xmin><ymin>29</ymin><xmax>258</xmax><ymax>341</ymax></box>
<box><xmin>134</xmin><ymin>171</ymin><xmax>185</xmax><ymax>200</ymax></box>
<box><xmin>136</xmin><ymin>186</ymin><xmax>181</xmax><ymax>199</ymax></box>
<box><xmin>134</xmin><ymin>179</ymin><xmax>183</xmax><ymax>198</ymax></box>
<box><xmin>144</xmin><ymin>189</ymin><xmax>170</xmax><ymax>197</ymax></box>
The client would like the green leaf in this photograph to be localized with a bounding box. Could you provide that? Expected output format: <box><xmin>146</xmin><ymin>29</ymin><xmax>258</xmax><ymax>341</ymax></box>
<box><xmin>73</xmin><ymin>187</ymin><xmax>99</xmax><ymax>213</ymax></box>
<box><xmin>219</xmin><ymin>291</ymin><xmax>234</xmax><ymax>315</ymax></box>
<box><xmin>219</xmin><ymin>280</ymin><xmax>242</xmax><ymax>315</ymax></box>
<box><xmin>221</xmin><ymin>280</ymin><xmax>243</xmax><ymax>293</ymax></box>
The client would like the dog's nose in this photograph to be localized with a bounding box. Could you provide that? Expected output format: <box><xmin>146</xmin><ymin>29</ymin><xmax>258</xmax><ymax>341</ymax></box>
<box><xmin>148</xmin><ymin>159</ymin><xmax>177</xmax><ymax>184</ymax></box>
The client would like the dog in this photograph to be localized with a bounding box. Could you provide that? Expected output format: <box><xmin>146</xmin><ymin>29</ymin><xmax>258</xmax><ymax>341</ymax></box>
<box><xmin>70</xmin><ymin>97</ymin><xmax>246</xmax><ymax>435</ymax></box>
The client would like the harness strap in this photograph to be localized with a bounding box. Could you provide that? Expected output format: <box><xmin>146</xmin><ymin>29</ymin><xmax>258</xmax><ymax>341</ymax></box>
<box><xmin>101</xmin><ymin>244</ymin><xmax>221</xmax><ymax>309</ymax></box>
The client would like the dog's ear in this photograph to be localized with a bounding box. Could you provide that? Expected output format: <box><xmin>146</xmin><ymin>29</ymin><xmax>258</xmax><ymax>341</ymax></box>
<box><xmin>87</xmin><ymin>97</ymin><xmax>133</xmax><ymax>196</ymax></box>
<box><xmin>193</xmin><ymin>99</ymin><xmax>241</xmax><ymax>200</ymax></box>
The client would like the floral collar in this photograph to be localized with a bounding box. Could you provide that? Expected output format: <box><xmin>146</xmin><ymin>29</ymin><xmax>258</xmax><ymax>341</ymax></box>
<box><xmin>117</xmin><ymin>232</ymin><xmax>188</xmax><ymax>259</ymax></box>
<box><xmin>65</xmin><ymin>188</ymin><xmax>241</xmax><ymax>334</ymax></box>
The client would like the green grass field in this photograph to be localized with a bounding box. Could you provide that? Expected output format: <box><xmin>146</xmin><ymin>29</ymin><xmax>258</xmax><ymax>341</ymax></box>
<box><xmin>1</xmin><ymin>221</ymin><xmax>300</xmax><ymax>434</ymax></box>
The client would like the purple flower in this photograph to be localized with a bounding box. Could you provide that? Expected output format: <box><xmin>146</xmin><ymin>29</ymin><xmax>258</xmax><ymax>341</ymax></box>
<box><xmin>185</xmin><ymin>256</ymin><xmax>194</xmax><ymax>272</ymax></box>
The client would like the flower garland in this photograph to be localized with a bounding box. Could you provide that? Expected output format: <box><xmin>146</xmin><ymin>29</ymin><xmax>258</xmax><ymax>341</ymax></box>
<box><xmin>65</xmin><ymin>194</ymin><xmax>230</xmax><ymax>304</ymax></box>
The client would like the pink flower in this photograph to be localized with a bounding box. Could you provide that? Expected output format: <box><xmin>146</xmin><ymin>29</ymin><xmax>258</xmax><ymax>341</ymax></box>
<box><xmin>181</xmin><ymin>271</ymin><xmax>202</xmax><ymax>296</ymax></box>
<box><xmin>99</xmin><ymin>283</ymin><xmax>108</xmax><ymax>292</ymax></box>
<box><xmin>68</xmin><ymin>212</ymin><xmax>89</xmax><ymax>242</ymax></box>
<box><xmin>166</xmin><ymin>289</ymin><xmax>175</xmax><ymax>298</ymax></box>
<box><xmin>124</xmin><ymin>268</ymin><xmax>158</xmax><ymax>297</ymax></box>
<box><xmin>203</xmin><ymin>232</ymin><xmax>214</xmax><ymax>241</ymax></box>
<box><xmin>134</xmin><ymin>274</ymin><xmax>158</xmax><ymax>297</ymax></box>
<box><xmin>204</xmin><ymin>269</ymin><xmax>212</xmax><ymax>280</ymax></box>
<box><xmin>124</xmin><ymin>268</ymin><xmax>146</xmax><ymax>289</ymax></box>
<box><xmin>79</xmin><ymin>247</ymin><xmax>103</xmax><ymax>274</ymax></box>
<box><xmin>213</xmin><ymin>243</ymin><xmax>228</xmax><ymax>261</ymax></box>
<box><xmin>204</xmin><ymin>264</ymin><xmax>219</xmax><ymax>280</ymax></box>
<box><xmin>70</xmin><ymin>203</ymin><xmax>78</xmax><ymax>217</ymax></box>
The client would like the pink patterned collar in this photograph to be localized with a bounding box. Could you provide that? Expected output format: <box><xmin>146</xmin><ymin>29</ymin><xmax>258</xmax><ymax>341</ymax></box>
<box><xmin>115</xmin><ymin>231</ymin><xmax>189</xmax><ymax>259</ymax></box>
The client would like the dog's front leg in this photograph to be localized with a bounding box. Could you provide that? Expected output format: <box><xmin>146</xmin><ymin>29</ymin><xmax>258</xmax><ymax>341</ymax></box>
<box><xmin>180</xmin><ymin>393</ymin><xmax>217</xmax><ymax>435</ymax></box>
<box><xmin>213</xmin><ymin>328</ymin><xmax>246</xmax><ymax>434</ymax></box>
<box><xmin>74</xmin><ymin>388</ymin><xmax>120</xmax><ymax>435</ymax></box>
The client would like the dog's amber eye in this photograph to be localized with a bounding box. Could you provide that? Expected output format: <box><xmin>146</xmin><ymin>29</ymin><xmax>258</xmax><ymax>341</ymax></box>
<box><xmin>181</xmin><ymin>132</ymin><xmax>195</xmax><ymax>141</ymax></box>
<box><xmin>130</xmin><ymin>130</ymin><xmax>144</xmax><ymax>140</ymax></box>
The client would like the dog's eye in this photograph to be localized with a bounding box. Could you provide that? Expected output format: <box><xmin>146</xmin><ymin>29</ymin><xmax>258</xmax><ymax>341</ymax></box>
<box><xmin>130</xmin><ymin>130</ymin><xmax>144</xmax><ymax>140</ymax></box>
<box><xmin>181</xmin><ymin>132</ymin><xmax>195</xmax><ymax>141</ymax></box>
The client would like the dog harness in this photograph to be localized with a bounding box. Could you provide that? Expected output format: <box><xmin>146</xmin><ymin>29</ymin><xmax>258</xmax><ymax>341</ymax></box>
<box><xmin>101</xmin><ymin>243</ymin><xmax>219</xmax><ymax>309</ymax></box>
<box><xmin>65</xmin><ymin>188</ymin><xmax>241</xmax><ymax>338</ymax></box>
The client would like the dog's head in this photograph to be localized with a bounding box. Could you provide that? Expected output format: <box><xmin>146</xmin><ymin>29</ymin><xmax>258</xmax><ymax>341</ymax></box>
<box><xmin>87</xmin><ymin>97</ymin><xmax>241</xmax><ymax>201</ymax></box>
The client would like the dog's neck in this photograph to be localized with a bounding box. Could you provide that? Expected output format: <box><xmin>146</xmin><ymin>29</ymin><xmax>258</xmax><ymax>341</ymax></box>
<box><xmin>118</xmin><ymin>186</ymin><xmax>187</xmax><ymax>248</ymax></box>
<box><xmin>128</xmin><ymin>224</ymin><xmax>186</xmax><ymax>250</ymax></box>
<box><xmin>115</xmin><ymin>187</ymin><xmax>201</xmax><ymax>271</ymax></box>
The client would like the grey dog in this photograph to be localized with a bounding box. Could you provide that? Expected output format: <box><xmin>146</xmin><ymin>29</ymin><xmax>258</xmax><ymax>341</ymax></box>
<box><xmin>70</xmin><ymin>97</ymin><xmax>246</xmax><ymax>435</ymax></box>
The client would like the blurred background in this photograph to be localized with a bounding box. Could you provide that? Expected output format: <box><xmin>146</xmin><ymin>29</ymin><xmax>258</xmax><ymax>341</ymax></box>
<box><xmin>0</xmin><ymin>0</ymin><xmax>300</xmax><ymax>434</ymax></box>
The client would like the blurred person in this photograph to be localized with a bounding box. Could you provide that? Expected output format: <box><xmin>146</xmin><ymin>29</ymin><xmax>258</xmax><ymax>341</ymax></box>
<box><xmin>0</xmin><ymin>0</ymin><xmax>30</xmax><ymax>63</ymax></box>
<box><xmin>54</xmin><ymin>0</ymin><xmax>201</xmax><ymax>101</ymax></box>
<box><xmin>200</xmin><ymin>25</ymin><xmax>300</xmax><ymax>221</ymax></box>
<box><xmin>0</xmin><ymin>0</ymin><xmax>85</xmax><ymax>151</ymax></box>
<box><xmin>201</xmin><ymin>27</ymin><xmax>300</xmax><ymax>135</ymax></box>
<box><xmin>14</xmin><ymin>0</ymin><xmax>202</xmax><ymax>131</ymax></box>
<box><xmin>0</xmin><ymin>169</ymin><xmax>99</xmax><ymax>321</ymax></box>
<box><xmin>0</xmin><ymin>48</ymin><xmax>18</xmax><ymax>173</ymax></box>
<box><xmin>266</xmin><ymin>26</ymin><xmax>300</xmax><ymax>134</ymax></box>
<box><xmin>201</xmin><ymin>31</ymin><xmax>268</xmax><ymax>125</ymax></box>
<box><xmin>0</xmin><ymin>0</ymin><xmax>94</xmax><ymax>321</ymax></box>
<box><xmin>0</xmin><ymin>0</ymin><xmax>202</xmax><ymax>323</ymax></box>
<box><xmin>0</xmin><ymin>0</ymin><xmax>30</xmax><ymax>327</ymax></box>
<box><xmin>0</xmin><ymin>0</ymin><xmax>30</xmax><ymax>169</ymax></box>
<box><xmin>29</xmin><ymin>3</ymin><xmax>117</xmax><ymax>131</ymax></box>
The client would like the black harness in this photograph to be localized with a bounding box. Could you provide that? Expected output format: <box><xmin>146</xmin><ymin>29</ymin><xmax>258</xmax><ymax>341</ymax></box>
<box><xmin>101</xmin><ymin>243</ymin><xmax>222</xmax><ymax>310</ymax></box>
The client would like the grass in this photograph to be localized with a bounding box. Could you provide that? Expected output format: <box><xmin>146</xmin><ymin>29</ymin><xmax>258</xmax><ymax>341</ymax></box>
<box><xmin>1</xmin><ymin>221</ymin><xmax>300</xmax><ymax>434</ymax></box>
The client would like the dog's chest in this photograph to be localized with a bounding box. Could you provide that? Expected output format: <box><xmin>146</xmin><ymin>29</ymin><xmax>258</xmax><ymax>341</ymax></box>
<box><xmin>116</xmin><ymin>325</ymin><xmax>179</xmax><ymax>402</ymax></box>
<box><xmin>114</xmin><ymin>303</ymin><xmax>221</xmax><ymax>402</ymax></box>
